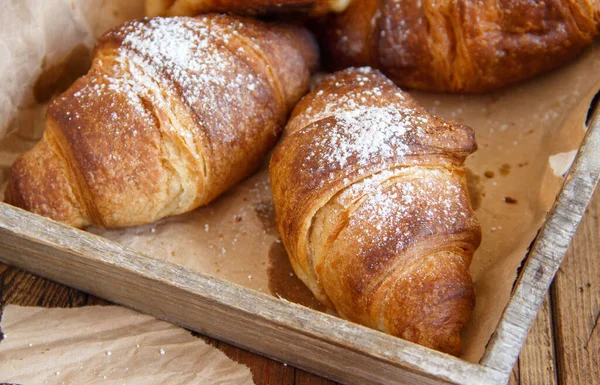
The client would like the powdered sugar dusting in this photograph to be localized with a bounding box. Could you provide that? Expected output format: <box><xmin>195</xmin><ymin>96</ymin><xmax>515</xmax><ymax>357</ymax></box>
<box><xmin>118</xmin><ymin>17</ymin><xmax>250</xmax><ymax>110</ymax></box>
<box><xmin>316</xmin><ymin>106</ymin><xmax>425</xmax><ymax>169</ymax></box>
<box><xmin>347</xmin><ymin>168</ymin><xmax>469</xmax><ymax>257</ymax></box>
<box><xmin>71</xmin><ymin>16</ymin><xmax>272</xmax><ymax>147</ymax></box>
<box><xmin>336</xmin><ymin>168</ymin><xmax>397</xmax><ymax>206</ymax></box>
<box><xmin>299</xmin><ymin>68</ymin><xmax>428</xmax><ymax>180</ymax></box>
<box><xmin>113</xmin><ymin>16</ymin><xmax>265</xmax><ymax>144</ymax></box>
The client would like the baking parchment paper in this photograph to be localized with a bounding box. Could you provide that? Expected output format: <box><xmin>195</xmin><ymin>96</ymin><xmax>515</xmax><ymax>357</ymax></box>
<box><xmin>1</xmin><ymin>0</ymin><xmax>599</xmax><ymax>363</ymax></box>
<box><xmin>0</xmin><ymin>305</ymin><xmax>255</xmax><ymax>384</ymax></box>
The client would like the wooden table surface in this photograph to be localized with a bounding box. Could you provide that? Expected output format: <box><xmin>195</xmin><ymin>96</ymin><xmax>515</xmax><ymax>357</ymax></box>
<box><xmin>1</xmin><ymin>186</ymin><xmax>598</xmax><ymax>385</ymax></box>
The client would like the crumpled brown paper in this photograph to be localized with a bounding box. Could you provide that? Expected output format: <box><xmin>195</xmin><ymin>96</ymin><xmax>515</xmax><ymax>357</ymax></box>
<box><xmin>1</xmin><ymin>0</ymin><xmax>599</xmax><ymax>365</ymax></box>
<box><xmin>0</xmin><ymin>0</ymin><xmax>144</xmax><ymax>139</ymax></box>
<box><xmin>0</xmin><ymin>305</ymin><xmax>255</xmax><ymax>384</ymax></box>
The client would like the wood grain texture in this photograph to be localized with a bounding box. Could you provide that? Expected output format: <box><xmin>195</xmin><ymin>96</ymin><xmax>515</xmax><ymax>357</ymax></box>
<box><xmin>1</xmin><ymin>265</ymin><xmax>87</xmax><ymax>308</ymax></box>
<box><xmin>552</xmin><ymin>185</ymin><xmax>600</xmax><ymax>385</ymax></box>
<box><xmin>516</xmin><ymin>294</ymin><xmax>558</xmax><ymax>385</ymax></box>
<box><xmin>295</xmin><ymin>369</ymin><xmax>338</xmax><ymax>385</ymax></box>
<box><xmin>216</xmin><ymin>339</ymin><xmax>297</xmax><ymax>385</ymax></box>
<box><xmin>508</xmin><ymin>362</ymin><xmax>519</xmax><ymax>385</ymax></box>
<box><xmin>0</xmin><ymin>204</ymin><xmax>505</xmax><ymax>385</ymax></box>
<box><xmin>482</xmin><ymin>105</ymin><xmax>600</xmax><ymax>375</ymax></box>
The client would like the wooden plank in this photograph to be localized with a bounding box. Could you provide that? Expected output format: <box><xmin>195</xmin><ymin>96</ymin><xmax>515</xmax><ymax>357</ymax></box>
<box><xmin>509</xmin><ymin>294</ymin><xmax>557</xmax><ymax>385</ymax></box>
<box><xmin>295</xmin><ymin>369</ymin><xmax>338</xmax><ymax>385</ymax></box>
<box><xmin>87</xmin><ymin>294</ymin><xmax>112</xmax><ymax>306</ymax></box>
<box><xmin>1</xmin><ymin>264</ymin><xmax>87</xmax><ymax>307</ymax></box>
<box><xmin>552</xmin><ymin>185</ymin><xmax>600</xmax><ymax>385</ymax></box>
<box><xmin>481</xmin><ymin>104</ymin><xmax>600</xmax><ymax>375</ymax></box>
<box><xmin>0</xmin><ymin>203</ymin><xmax>506</xmax><ymax>385</ymax></box>
<box><xmin>217</xmin><ymin>340</ymin><xmax>296</xmax><ymax>385</ymax></box>
<box><xmin>507</xmin><ymin>363</ymin><xmax>519</xmax><ymax>385</ymax></box>
<box><xmin>517</xmin><ymin>294</ymin><xmax>557</xmax><ymax>385</ymax></box>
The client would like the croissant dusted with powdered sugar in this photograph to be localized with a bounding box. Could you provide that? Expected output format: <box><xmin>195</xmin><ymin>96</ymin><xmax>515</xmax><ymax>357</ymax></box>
<box><xmin>320</xmin><ymin>0</ymin><xmax>600</xmax><ymax>92</ymax></box>
<box><xmin>270</xmin><ymin>68</ymin><xmax>481</xmax><ymax>355</ymax></box>
<box><xmin>5</xmin><ymin>14</ymin><xmax>318</xmax><ymax>228</ymax></box>
<box><xmin>146</xmin><ymin>0</ymin><xmax>349</xmax><ymax>17</ymax></box>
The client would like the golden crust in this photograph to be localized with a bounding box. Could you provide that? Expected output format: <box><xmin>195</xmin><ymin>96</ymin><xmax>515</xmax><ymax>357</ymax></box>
<box><xmin>145</xmin><ymin>0</ymin><xmax>350</xmax><ymax>17</ymax></box>
<box><xmin>6</xmin><ymin>131</ymin><xmax>91</xmax><ymax>228</ymax></box>
<box><xmin>5</xmin><ymin>14</ymin><xmax>318</xmax><ymax>228</ymax></box>
<box><xmin>269</xmin><ymin>68</ymin><xmax>481</xmax><ymax>355</ymax></box>
<box><xmin>321</xmin><ymin>0</ymin><xmax>600</xmax><ymax>92</ymax></box>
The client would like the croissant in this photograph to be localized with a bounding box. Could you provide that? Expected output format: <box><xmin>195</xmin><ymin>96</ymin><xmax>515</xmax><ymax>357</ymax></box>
<box><xmin>5</xmin><ymin>14</ymin><xmax>318</xmax><ymax>228</ymax></box>
<box><xmin>319</xmin><ymin>0</ymin><xmax>600</xmax><ymax>92</ymax></box>
<box><xmin>145</xmin><ymin>0</ymin><xmax>349</xmax><ymax>17</ymax></box>
<box><xmin>270</xmin><ymin>67</ymin><xmax>481</xmax><ymax>355</ymax></box>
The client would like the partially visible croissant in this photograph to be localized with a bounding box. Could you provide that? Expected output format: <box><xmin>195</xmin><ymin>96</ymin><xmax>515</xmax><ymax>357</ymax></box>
<box><xmin>270</xmin><ymin>68</ymin><xmax>481</xmax><ymax>355</ymax></box>
<box><xmin>320</xmin><ymin>0</ymin><xmax>600</xmax><ymax>92</ymax></box>
<box><xmin>146</xmin><ymin>0</ymin><xmax>349</xmax><ymax>17</ymax></box>
<box><xmin>146</xmin><ymin>1</ymin><xmax>599</xmax><ymax>92</ymax></box>
<box><xmin>5</xmin><ymin>14</ymin><xmax>318</xmax><ymax>228</ymax></box>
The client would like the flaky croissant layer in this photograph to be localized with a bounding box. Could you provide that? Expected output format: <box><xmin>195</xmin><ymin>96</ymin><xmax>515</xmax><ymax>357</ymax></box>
<box><xmin>5</xmin><ymin>15</ymin><xmax>318</xmax><ymax>228</ymax></box>
<box><xmin>270</xmin><ymin>67</ymin><xmax>481</xmax><ymax>355</ymax></box>
<box><xmin>321</xmin><ymin>0</ymin><xmax>600</xmax><ymax>92</ymax></box>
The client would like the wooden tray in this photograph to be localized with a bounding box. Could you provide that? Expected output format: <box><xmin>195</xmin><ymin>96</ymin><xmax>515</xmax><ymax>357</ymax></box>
<box><xmin>0</xmin><ymin>102</ymin><xmax>598</xmax><ymax>385</ymax></box>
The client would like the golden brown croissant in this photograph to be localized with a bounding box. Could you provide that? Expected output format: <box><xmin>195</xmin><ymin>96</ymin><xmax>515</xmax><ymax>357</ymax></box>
<box><xmin>146</xmin><ymin>0</ymin><xmax>349</xmax><ymax>17</ymax></box>
<box><xmin>270</xmin><ymin>67</ymin><xmax>481</xmax><ymax>355</ymax></box>
<box><xmin>5</xmin><ymin>14</ymin><xmax>318</xmax><ymax>228</ymax></box>
<box><xmin>320</xmin><ymin>0</ymin><xmax>600</xmax><ymax>92</ymax></box>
